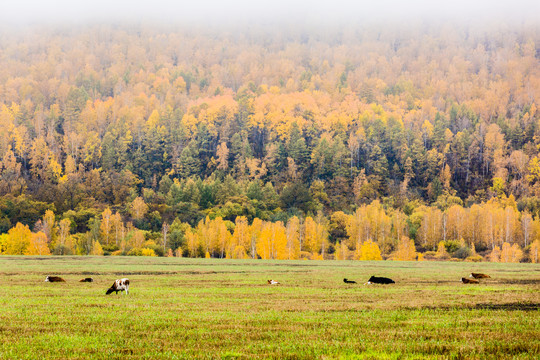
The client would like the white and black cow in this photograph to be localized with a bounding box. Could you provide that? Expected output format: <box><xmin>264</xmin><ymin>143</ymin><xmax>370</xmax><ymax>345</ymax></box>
<box><xmin>106</xmin><ymin>278</ymin><xmax>130</xmax><ymax>295</ymax></box>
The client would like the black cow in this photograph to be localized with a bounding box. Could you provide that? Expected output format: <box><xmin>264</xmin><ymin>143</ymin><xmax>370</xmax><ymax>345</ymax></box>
<box><xmin>365</xmin><ymin>276</ymin><xmax>395</xmax><ymax>284</ymax></box>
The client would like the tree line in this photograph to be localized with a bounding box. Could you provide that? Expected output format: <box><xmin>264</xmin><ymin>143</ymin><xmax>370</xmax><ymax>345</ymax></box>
<box><xmin>0</xmin><ymin>23</ymin><xmax>538</xmax><ymax>262</ymax></box>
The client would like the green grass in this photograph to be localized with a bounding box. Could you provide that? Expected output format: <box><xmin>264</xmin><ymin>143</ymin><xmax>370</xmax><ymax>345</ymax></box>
<box><xmin>0</xmin><ymin>257</ymin><xmax>538</xmax><ymax>359</ymax></box>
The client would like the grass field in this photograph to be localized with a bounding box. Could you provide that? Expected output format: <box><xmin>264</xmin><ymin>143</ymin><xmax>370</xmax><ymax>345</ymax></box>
<box><xmin>0</xmin><ymin>257</ymin><xmax>538</xmax><ymax>359</ymax></box>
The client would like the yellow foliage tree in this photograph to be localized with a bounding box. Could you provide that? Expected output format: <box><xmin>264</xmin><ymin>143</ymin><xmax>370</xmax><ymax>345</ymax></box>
<box><xmin>130</xmin><ymin>229</ymin><xmax>146</xmax><ymax>248</ymax></box>
<box><xmin>230</xmin><ymin>245</ymin><xmax>248</xmax><ymax>259</ymax></box>
<box><xmin>230</xmin><ymin>216</ymin><xmax>250</xmax><ymax>259</ymax></box>
<box><xmin>256</xmin><ymin>222</ymin><xmax>287</xmax><ymax>260</ymax></box>
<box><xmin>490</xmin><ymin>246</ymin><xmax>501</xmax><ymax>262</ymax></box>
<box><xmin>285</xmin><ymin>216</ymin><xmax>301</xmax><ymax>260</ymax></box>
<box><xmin>530</xmin><ymin>240</ymin><xmax>540</xmax><ymax>263</ymax></box>
<box><xmin>90</xmin><ymin>240</ymin><xmax>104</xmax><ymax>256</ymax></box>
<box><xmin>272</xmin><ymin>222</ymin><xmax>288</xmax><ymax>260</ymax></box>
<box><xmin>26</xmin><ymin>232</ymin><xmax>51</xmax><ymax>255</ymax></box>
<box><xmin>334</xmin><ymin>241</ymin><xmax>350</xmax><ymax>260</ymax></box>
<box><xmin>435</xmin><ymin>241</ymin><xmax>449</xmax><ymax>259</ymax></box>
<box><xmin>42</xmin><ymin>210</ymin><xmax>56</xmax><ymax>247</ymax></box>
<box><xmin>57</xmin><ymin>218</ymin><xmax>72</xmax><ymax>248</ymax></box>
<box><xmin>4</xmin><ymin>223</ymin><xmax>32</xmax><ymax>255</ymax></box>
<box><xmin>303</xmin><ymin>216</ymin><xmax>328</xmax><ymax>258</ymax></box>
<box><xmin>249</xmin><ymin>218</ymin><xmax>264</xmax><ymax>259</ymax></box>
<box><xmin>393</xmin><ymin>236</ymin><xmax>417</xmax><ymax>261</ymax></box>
<box><xmin>357</xmin><ymin>239</ymin><xmax>382</xmax><ymax>260</ymax></box>
<box><xmin>500</xmin><ymin>242</ymin><xmax>512</xmax><ymax>262</ymax></box>
<box><xmin>0</xmin><ymin>234</ymin><xmax>7</xmax><ymax>254</ymax></box>
<box><xmin>111</xmin><ymin>212</ymin><xmax>125</xmax><ymax>246</ymax></box>
<box><xmin>470</xmin><ymin>242</ymin><xmax>477</xmax><ymax>256</ymax></box>
<box><xmin>500</xmin><ymin>242</ymin><xmax>523</xmax><ymax>263</ymax></box>
<box><xmin>511</xmin><ymin>244</ymin><xmax>523</xmax><ymax>263</ymax></box>
<box><xmin>303</xmin><ymin>217</ymin><xmax>319</xmax><ymax>253</ymax></box>
<box><xmin>100</xmin><ymin>208</ymin><xmax>113</xmax><ymax>245</ymax></box>
<box><xmin>130</xmin><ymin>196</ymin><xmax>148</xmax><ymax>221</ymax></box>
<box><xmin>185</xmin><ymin>228</ymin><xmax>199</xmax><ymax>257</ymax></box>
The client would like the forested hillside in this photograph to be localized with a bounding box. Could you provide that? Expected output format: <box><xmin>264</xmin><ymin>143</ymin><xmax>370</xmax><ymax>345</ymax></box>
<box><xmin>0</xmin><ymin>23</ymin><xmax>539</xmax><ymax>261</ymax></box>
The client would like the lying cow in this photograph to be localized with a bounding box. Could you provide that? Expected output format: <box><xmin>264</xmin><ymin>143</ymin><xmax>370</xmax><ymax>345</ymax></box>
<box><xmin>106</xmin><ymin>278</ymin><xmax>130</xmax><ymax>295</ymax></box>
<box><xmin>365</xmin><ymin>276</ymin><xmax>395</xmax><ymax>285</ymax></box>
<box><xmin>470</xmin><ymin>273</ymin><xmax>490</xmax><ymax>279</ymax></box>
<box><xmin>79</xmin><ymin>277</ymin><xmax>94</xmax><ymax>282</ymax></box>
<box><xmin>461</xmin><ymin>277</ymin><xmax>479</xmax><ymax>284</ymax></box>
<box><xmin>343</xmin><ymin>278</ymin><xmax>357</xmax><ymax>284</ymax></box>
<box><xmin>267</xmin><ymin>280</ymin><xmax>280</xmax><ymax>285</ymax></box>
<box><xmin>44</xmin><ymin>275</ymin><xmax>66</xmax><ymax>282</ymax></box>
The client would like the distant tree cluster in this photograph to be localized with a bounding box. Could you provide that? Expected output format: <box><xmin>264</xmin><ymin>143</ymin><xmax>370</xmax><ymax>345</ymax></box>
<box><xmin>0</xmin><ymin>23</ymin><xmax>538</xmax><ymax>261</ymax></box>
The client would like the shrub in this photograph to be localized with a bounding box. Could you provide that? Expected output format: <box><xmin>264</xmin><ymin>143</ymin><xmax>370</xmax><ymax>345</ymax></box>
<box><xmin>452</xmin><ymin>246</ymin><xmax>471</xmax><ymax>260</ymax></box>
<box><xmin>127</xmin><ymin>248</ymin><xmax>143</xmax><ymax>256</ymax></box>
<box><xmin>53</xmin><ymin>244</ymin><xmax>73</xmax><ymax>255</ymax></box>
<box><xmin>466</xmin><ymin>255</ymin><xmax>483</xmax><ymax>262</ymax></box>
<box><xmin>140</xmin><ymin>248</ymin><xmax>156</xmax><ymax>257</ymax></box>
<box><xmin>142</xmin><ymin>240</ymin><xmax>164</xmax><ymax>256</ymax></box>
<box><xmin>102</xmin><ymin>244</ymin><xmax>119</xmax><ymax>256</ymax></box>
<box><xmin>444</xmin><ymin>240</ymin><xmax>461</xmax><ymax>254</ymax></box>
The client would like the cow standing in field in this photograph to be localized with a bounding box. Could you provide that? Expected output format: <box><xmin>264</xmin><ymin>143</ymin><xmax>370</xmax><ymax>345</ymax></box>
<box><xmin>106</xmin><ymin>278</ymin><xmax>130</xmax><ymax>295</ymax></box>
<box><xmin>44</xmin><ymin>276</ymin><xmax>66</xmax><ymax>282</ymax></box>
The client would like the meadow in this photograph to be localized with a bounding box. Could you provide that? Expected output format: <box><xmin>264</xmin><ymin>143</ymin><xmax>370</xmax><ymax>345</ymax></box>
<box><xmin>0</xmin><ymin>257</ymin><xmax>538</xmax><ymax>359</ymax></box>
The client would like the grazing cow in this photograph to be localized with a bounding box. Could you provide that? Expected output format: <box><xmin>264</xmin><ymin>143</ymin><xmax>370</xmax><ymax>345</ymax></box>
<box><xmin>470</xmin><ymin>273</ymin><xmax>490</xmax><ymax>279</ymax></box>
<box><xmin>365</xmin><ymin>276</ymin><xmax>395</xmax><ymax>285</ymax></box>
<box><xmin>462</xmin><ymin>277</ymin><xmax>479</xmax><ymax>284</ymax></box>
<box><xmin>44</xmin><ymin>276</ymin><xmax>65</xmax><ymax>282</ymax></box>
<box><xmin>79</xmin><ymin>277</ymin><xmax>94</xmax><ymax>282</ymax></box>
<box><xmin>343</xmin><ymin>278</ymin><xmax>357</xmax><ymax>284</ymax></box>
<box><xmin>267</xmin><ymin>280</ymin><xmax>280</xmax><ymax>285</ymax></box>
<box><xmin>106</xmin><ymin>278</ymin><xmax>130</xmax><ymax>295</ymax></box>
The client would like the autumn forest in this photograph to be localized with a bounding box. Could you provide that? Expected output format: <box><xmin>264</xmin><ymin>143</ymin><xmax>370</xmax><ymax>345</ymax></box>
<box><xmin>0</xmin><ymin>22</ymin><xmax>539</xmax><ymax>262</ymax></box>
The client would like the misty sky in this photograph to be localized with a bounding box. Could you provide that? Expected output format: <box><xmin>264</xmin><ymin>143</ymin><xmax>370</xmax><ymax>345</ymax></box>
<box><xmin>1</xmin><ymin>0</ymin><xmax>539</xmax><ymax>26</ymax></box>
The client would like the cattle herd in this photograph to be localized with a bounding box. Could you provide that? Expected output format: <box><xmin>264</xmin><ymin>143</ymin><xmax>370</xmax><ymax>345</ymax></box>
<box><xmin>44</xmin><ymin>275</ymin><xmax>130</xmax><ymax>295</ymax></box>
<box><xmin>461</xmin><ymin>272</ymin><xmax>491</xmax><ymax>284</ymax></box>
<box><xmin>43</xmin><ymin>272</ymin><xmax>491</xmax><ymax>294</ymax></box>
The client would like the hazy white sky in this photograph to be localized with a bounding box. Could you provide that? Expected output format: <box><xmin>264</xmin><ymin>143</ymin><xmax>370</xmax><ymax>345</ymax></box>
<box><xmin>1</xmin><ymin>0</ymin><xmax>538</xmax><ymax>25</ymax></box>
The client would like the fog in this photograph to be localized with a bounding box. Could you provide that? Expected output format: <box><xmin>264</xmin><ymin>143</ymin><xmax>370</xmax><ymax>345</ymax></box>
<box><xmin>1</xmin><ymin>0</ymin><xmax>539</xmax><ymax>27</ymax></box>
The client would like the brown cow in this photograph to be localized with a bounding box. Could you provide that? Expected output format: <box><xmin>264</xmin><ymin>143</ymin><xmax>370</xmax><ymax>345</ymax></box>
<box><xmin>461</xmin><ymin>277</ymin><xmax>479</xmax><ymax>284</ymax></box>
<box><xmin>470</xmin><ymin>273</ymin><xmax>490</xmax><ymax>279</ymax></box>
<box><xmin>267</xmin><ymin>280</ymin><xmax>280</xmax><ymax>285</ymax></box>
<box><xmin>79</xmin><ymin>277</ymin><xmax>94</xmax><ymax>282</ymax></box>
<box><xmin>45</xmin><ymin>276</ymin><xmax>66</xmax><ymax>282</ymax></box>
